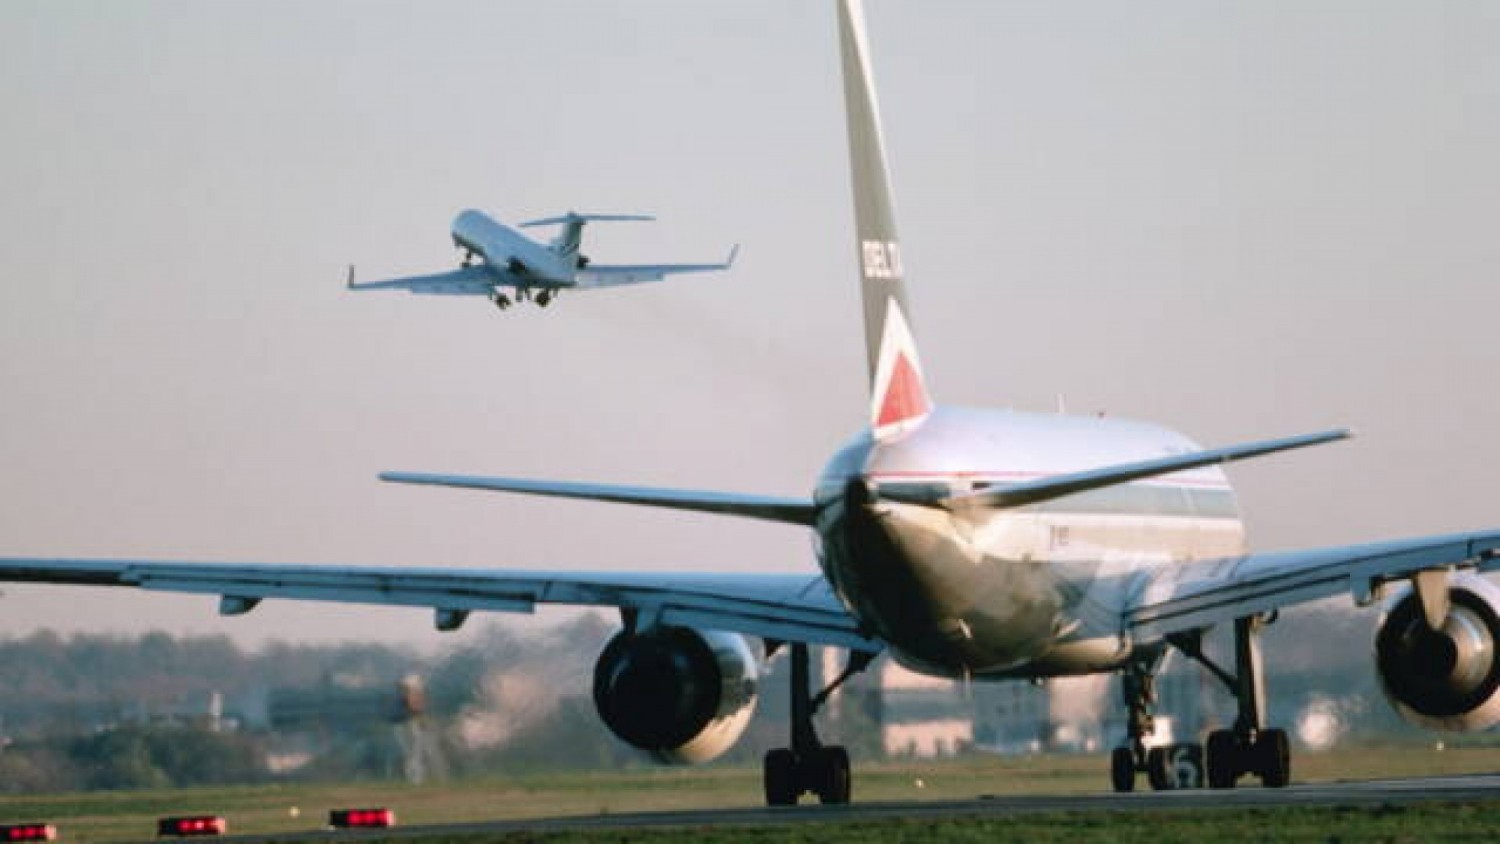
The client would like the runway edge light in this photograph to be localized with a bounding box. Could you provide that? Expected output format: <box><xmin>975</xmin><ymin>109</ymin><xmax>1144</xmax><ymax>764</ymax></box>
<box><xmin>0</xmin><ymin>823</ymin><xmax>56</xmax><ymax>842</ymax></box>
<box><xmin>329</xmin><ymin>808</ymin><xmax>395</xmax><ymax>829</ymax></box>
<box><xmin>156</xmin><ymin>816</ymin><xmax>226</xmax><ymax>837</ymax></box>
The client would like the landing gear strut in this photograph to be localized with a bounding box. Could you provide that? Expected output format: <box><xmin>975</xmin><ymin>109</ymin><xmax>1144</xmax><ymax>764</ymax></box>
<box><xmin>1110</xmin><ymin>653</ymin><xmax>1214</xmax><ymax>793</ymax></box>
<box><xmin>763</xmin><ymin>644</ymin><xmax>873</xmax><ymax>806</ymax></box>
<box><xmin>1173</xmin><ymin>615</ymin><xmax>1291</xmax><ymax>789</ymax></box>
<box><xmin>1110</xmin><ymin>654</ymin><xmax>1178</xmax><ymax>792</ymax></box>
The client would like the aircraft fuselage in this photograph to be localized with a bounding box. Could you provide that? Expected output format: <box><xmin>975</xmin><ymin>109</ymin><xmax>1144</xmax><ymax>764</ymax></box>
<box><xmin>451</xmin><ymin>209</ymin><xmax>574</xmax><ymax>284</ymax></box>
<box><xmin>814</xmin><ymin>406</ymin><xmax>1247</xmax><ymax>679</ymax></box>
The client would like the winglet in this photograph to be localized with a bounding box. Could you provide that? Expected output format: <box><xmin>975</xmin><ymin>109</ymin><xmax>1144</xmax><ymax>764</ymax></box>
<box><xmin>725</xmin><ymin>244</ymin><xmax>740</xmax><ymax>268</ymax></box>
<box><xmin>346</xmin><ymin>264</ymin><xmax>356</xmax><ymax>289</ymax></box>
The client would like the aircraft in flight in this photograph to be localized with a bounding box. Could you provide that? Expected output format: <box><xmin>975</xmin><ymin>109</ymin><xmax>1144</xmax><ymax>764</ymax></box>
<box><xmin>5</xmin><ymin>0</ymin><xmax>1500</xmax><ymax>807</ymax></box>
<box><xmin>347</xmin><ymin>208</ymin><xmax>737</xmax><ymax>310</ymax></box>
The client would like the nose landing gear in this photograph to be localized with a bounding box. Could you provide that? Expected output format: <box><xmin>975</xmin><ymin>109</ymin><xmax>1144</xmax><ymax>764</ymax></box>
<box><xmin>1110</xmin><ymin>657</ymin><xmax>1200</xmax><ymax>792</ymax></box>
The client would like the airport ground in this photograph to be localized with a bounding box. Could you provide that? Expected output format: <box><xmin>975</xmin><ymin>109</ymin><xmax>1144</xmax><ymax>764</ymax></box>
<box><xmin>1</xmin><ymin>744</ymin><xmax>1497</xmax><ymax>842</ymax></box>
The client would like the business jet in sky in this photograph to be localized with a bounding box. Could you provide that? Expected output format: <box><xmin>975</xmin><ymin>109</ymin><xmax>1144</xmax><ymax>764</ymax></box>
<box><xmin>5</xmin><ymin>0</ymin><xmax>1499</xmax><ymax>806</ymax></box>
<box><xmin>348</xmin><ymin>209</ymin><xmax>736</xmax><ymax>310</ymax></box>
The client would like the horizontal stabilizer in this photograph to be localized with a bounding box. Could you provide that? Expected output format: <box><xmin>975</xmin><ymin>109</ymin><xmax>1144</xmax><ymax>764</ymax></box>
<box><xmin>576</xmin><ymin>245</ymin><xmax>739</xmax><ymax>289</ymax></box>
<box><xmin>895</xmin><ymin>428</ymin><xmax>1353</xmax><ymax>511</ymax></box>
<box><xmin>520</xmin><ymin>213</ymin><xmax>655</xmax><ymax>228</ymax></box>
<box><xmin>380</xmin><ymin>471</ymin><xmax>815</xmax><ymax>526</ymax></box>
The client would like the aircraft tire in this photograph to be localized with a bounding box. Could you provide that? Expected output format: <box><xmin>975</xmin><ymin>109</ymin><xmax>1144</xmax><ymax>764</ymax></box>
<box><xmin>813</xmin><ymin>745</ymin><xmax>852</xmax><ymax>805</ymax></box>
<box><xmin>1206</xmin><ymin>729</ymin><xmax>1239</xmax><ymax>789</ymax></box>
<box><xmin>1110</xmin><ymin>746</ymin><xmax>1136</xmax><ymax>793</ymax></box>
<box><xmin>1256</xmin><ymin>729</ymin><xmax>1291</xmax><ymax>788</ymax></box>
<box><xmin>763</xmin><ymin>748</ymin><xmax>798</xmax><ymax>806</ymax></box>
<box><xmin>1146</xmin><ymin>746</ymin><xmax>1171</xmax><ymax>790</ymax></box>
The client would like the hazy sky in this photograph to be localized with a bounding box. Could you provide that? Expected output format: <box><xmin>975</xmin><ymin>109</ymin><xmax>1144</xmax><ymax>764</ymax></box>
<box><xmin>1</xmin><ymin>1</ymin><xmax>1497</xmax><ymax>647</ymax></box>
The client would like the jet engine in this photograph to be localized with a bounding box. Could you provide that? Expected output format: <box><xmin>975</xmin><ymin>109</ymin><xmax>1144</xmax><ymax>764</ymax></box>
<box><xmin>592</xmin><ymin>626</ymin><xmax>759</xmax><ymax>764</ymax></box>
<box><xmin>1375</xmin><ymin>572</ymin><xmax>1500</xmax><ymax>731</ymax></box>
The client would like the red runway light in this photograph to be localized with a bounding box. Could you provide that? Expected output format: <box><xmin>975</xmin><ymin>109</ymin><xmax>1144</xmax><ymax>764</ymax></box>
<box><xmin>328</xmin><ymin>808</ymin><xmax>395</xmax><ymax>829</ymax></box>
<box><xmin>156</xmin><ymin>816</ymin><xmax>226</xmax><ymax>837</ymax></box>
<box><xmin>0</xmin><ymin>824</ymin><xmax>56</xmax><ymax>842</ymax></box>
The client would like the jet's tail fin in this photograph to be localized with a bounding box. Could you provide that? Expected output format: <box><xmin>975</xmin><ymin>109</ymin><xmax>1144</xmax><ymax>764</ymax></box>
<box><xmin>521</xmin><ymin>212</ymin><xmax>656</xmax><ymax>267</ymax></box>
<box><xmin>838</xmin><ymin>0</ymin><xmax>932</xmax><ymax>439</ymax></box>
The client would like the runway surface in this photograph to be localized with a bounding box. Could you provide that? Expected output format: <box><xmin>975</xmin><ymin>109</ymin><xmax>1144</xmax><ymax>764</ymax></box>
<box><xmin>211</xmin><ymin>773</ymin><xmax>1500</xmax><ymax>842</ymax></box>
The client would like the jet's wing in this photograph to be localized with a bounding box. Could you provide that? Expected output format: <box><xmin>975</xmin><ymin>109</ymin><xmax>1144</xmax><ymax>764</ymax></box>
<box><xmin>574</xmin><ymin>246</ymin><xmax>739</xmax><ymax>289</ymax></box>
<box><xmin>1125</xmin><ymin>530</ymin><xmax>1500</xmax><ymax>640</ymax></box>
<box><xmin>0</xmin><ymin>558</ymin><xmax>879</xmax><ymax>651</ymax></box>
<box><xmin>346</xmin><ymin>265</ymin><xmax>508</xmax><ymax>296</ymax></box>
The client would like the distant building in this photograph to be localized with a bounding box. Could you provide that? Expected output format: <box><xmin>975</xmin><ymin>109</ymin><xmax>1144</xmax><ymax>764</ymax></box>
<box><xmin>871</xmin><ymin>659</ymin><xmax>973</xmax><ymax>756</ymax></box>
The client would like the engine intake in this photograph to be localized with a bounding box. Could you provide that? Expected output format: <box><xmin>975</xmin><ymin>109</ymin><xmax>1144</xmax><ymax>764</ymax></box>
<box><xmin>1375</xmin><ymin>573</ymin><xmax>1500</xmax><ymax>731</ymax></box>
<box><xmin>592</xmin><ymin>626</ymin><xmax>758</xmax><ymax>764</ymax></box>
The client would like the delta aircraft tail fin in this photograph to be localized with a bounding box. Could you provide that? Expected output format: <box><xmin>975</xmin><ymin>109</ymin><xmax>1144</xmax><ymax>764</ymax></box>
<box><xmin>838</xmin><ymin>0</ymin><xmax>932</xmax><ymax>439</ymax></box>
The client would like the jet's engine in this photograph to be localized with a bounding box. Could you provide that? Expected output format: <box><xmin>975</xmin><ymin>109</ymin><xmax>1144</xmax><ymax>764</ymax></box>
<box><xmin>592</xmin><ymin>626</ymin><xmax>759</xmax><ymax>764</ymax></box>
<box><xmin>1375</xmin><ymin>573</ymin><xmax>1500</xmax><ymax>731</ymax></box>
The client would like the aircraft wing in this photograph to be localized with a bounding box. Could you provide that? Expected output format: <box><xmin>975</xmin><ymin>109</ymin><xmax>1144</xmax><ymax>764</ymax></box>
<box><xmin>346</xmin><ymin>266</ymin><xmax>509</xmax><ymax>296</ymax></box>
<box><xmin>0</xmin><ymin>558</ymin><xmax>880</xmax><ymax>651</ymax></box>
<box><xmin>574</xmin><ymin>246</ymin><xmax>739</xmax><ymax>289</ymax></box>
<box><xmin>1125</xmin><ymin>530</ymin><xmax>1500</xmax><ymax>640</ymax></box>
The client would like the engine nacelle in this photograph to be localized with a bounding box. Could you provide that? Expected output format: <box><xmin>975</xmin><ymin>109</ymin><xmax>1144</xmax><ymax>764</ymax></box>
<box><xmin>1375</xmin><ymin>573</ymin><xmax>1500</xmax><ymax>731</ymax></box>
<box><xmin>592</xmin><ymin>626</ymin><xmax>759</xmax><ymax>764</ymax></box>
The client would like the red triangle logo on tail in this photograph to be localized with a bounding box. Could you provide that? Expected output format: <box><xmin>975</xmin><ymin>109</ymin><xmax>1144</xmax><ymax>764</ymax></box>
<box><xmin>876</xmin><ymin>352</ymin><xmax>930</xmax><ymax>429</ymax></box>
<box><xmin>869</xmin><ymin>300</ymin><xmax>932</xmax><ymax>438</ymax></box>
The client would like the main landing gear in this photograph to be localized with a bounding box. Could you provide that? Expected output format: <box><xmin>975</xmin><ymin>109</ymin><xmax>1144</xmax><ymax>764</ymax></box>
<box><xmin>1172</xmin><ymin>614</ymin><xmax>1291</xmax><ymax>789</ymax></box>
<box><xmin>489</xmin><ymin>289</ymin><xmax>556</xmax><ymax>311</ymax></box>
<box><xmin>1110</xmin><ymin>613</ymin><xmax>1290</xmax><ymax>792</ymax></box>
<box><xmin>763</xmin><ymin>644</ymin><xmax>873</xmax><ymax>806</ymax></box>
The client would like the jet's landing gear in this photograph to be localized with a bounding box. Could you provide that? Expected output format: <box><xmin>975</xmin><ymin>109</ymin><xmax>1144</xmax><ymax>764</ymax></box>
<box><xmin>1109</xmin><ymin>655</ymin><xmax>1204</xmax><ymax>792</ymax></box>
<box><xmin>1172</xmin><ymin>615</ymin><xmax>1291</xmax><ymax>789</ymax></box>
<box><xmin>763</xmin><ymin>644</ymin><xmax>873</xmax><ymax>806</ymax></box>
<box><xmin>490</xmin><ymin>291</ymin><xmax>512</xmax><ymax>311</ymax></box>
<box><xmin>535</xmin><ymin>289</ymin><xmax>555</xmax><ymax>307</ymax></box>
<box><xmin>1109</xmin><ymin>657</ymin><xmax>1155</xmax><ymax>792</ymax></box>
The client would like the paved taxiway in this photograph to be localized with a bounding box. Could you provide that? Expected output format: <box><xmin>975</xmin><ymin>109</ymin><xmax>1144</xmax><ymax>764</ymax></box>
<box><xmin>203</xmin><ymin>774</ymin><xmax>1500</xmax><ymax>842</ymax></box>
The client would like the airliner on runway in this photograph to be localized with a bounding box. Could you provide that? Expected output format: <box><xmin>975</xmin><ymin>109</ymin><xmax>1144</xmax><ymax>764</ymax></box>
<box><xmin>4</xmin><ymin>0</ymin><xmax>1499</xmax><ymax>806</ymax></box>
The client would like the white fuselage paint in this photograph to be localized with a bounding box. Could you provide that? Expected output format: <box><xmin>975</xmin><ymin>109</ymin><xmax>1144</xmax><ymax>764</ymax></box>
<box><xmin>450</xmin><ymin>209</ymin><xmax>573</xmax><ymax>282</ymax></box>
<box><xmin>814</xmin><ymin>405</ymin><xmax>1246</xmax><ymax>680</ymax></box>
